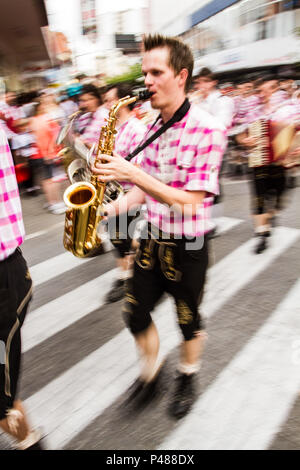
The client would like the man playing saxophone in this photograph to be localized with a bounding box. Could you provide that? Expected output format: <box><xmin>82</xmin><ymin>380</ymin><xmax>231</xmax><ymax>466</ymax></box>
<box><xmin>92</xmin><ymin>34</ymin><xmax>227</xmax><ymax>419</ymax></box>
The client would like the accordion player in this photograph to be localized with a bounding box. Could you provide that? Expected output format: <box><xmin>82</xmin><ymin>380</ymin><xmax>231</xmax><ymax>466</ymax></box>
<box><xmin>248</xmin><ymin>119</ymin><xmax>299</xmax><ymax>168</ymax></box>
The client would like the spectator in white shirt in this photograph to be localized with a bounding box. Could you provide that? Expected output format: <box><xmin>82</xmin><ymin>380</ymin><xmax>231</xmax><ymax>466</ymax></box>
<box><xmin>193</xmin><ymin>68</ymin><xmax>234</xmax><ymax>130</ymax></box>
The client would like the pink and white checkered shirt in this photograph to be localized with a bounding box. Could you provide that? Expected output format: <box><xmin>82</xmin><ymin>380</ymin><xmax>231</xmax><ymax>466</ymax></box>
<box><xmin>115</xmin><ymin>116</ymin><xmax>146</xmax><ymax>190</ymax></box>
<box><xmin>0</xmin><ymin>127</ymin><xmax>25</xmax><ymax>261</ymax></box>
<box><xmin>81</xmin><ymin>107</ymin><xmax>108</xmax><ymax>145</ymax></box>
<box><xmin>245</xmin><ymin>91</ymin><xmax>291</xmax><ymax>123</ymax></box>
<box><xmin>233</xmin><ymin>95</ymin><xmax>260</xmax><ymax>126</ymax></box>
<box><xmin>139</xmin><ymin>104</ymin><xmax>227</xmax><ymax>237</ymax></box>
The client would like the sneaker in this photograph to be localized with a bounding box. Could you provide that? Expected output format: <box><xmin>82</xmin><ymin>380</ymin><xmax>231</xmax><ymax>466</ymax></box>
<box><xmin>105</xmin><ymin>279</ymin><xmax>125</xmax><ymax>303</ymax></box>
<box><xmin>254</xmin><ymin>235</ymin><xmax>268</xmax><ymax>254</ymax></box>
<box><xmin>49</xmin><ymin>202</ymin><xmax>66</xmax><ymax>215</ymax></box>
<box><xmin>168</xmin><ymin>373</ymin><xmax>196</xmax><ymax>419</ymax></box>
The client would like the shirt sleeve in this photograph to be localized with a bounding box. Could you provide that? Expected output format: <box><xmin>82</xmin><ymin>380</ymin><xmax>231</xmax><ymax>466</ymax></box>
<box><xmin>184</xmin><ymin>127</ymin><xmax>227</xmax><ymax>196</ymax></box>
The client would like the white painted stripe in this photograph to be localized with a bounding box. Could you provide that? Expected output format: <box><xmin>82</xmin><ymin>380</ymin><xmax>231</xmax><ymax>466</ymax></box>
<box><xmin>25</xmin><ymin>222</ymin><xmax>64</xmax><ymax>240</ymax></box>
<box><xmin>212</xmin><ymin>216</ymin><xmax>244</xmax><ymax>234</ymax></box>
<box><xmin>29</xmin><ymin>252</ymin><xmax>91</xmax><ymax>287</ymax></box>
<box><xmin>23</xmin><ymin>268</ymin><xmax>118</xmax><ymax>353</ymax></box>
<box><xmin>223</xmin><ymin>179</ymin><xmax>251</xmax><ymax>185</ymax></box>
<box><xmin>160</xmin><ymin>279</ymin><xmax>300</xmax><ymax>450</ymax></box>
<box><xmin>28</xmin><ymin>217</ymin><xmax>243</xmax><ymax>287</ymax></box>
<box><xmin>22</xmin><ymin>226</ymin><xmax>299</xmax><ymax>449</ymax></box>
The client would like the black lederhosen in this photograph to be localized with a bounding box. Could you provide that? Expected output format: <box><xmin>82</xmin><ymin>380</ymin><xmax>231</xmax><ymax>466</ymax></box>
<box><xmin>252</xmin><ymin>164</ymin><xmax>286</xmax><ymax>215</ymax></box>
<box><xmin>0</xmin><ymin>248</ymin><xmax>32</xmax><ymax>420</ymax></box>
<box><xmin>122</xmin><ymin>224</ymin><xmax>209</xmax><ymax>341</ymax></box>
<box><xmin>108</xmin><ymin>211</ymin><xmax>141</xmax><ymax>258</ymax></box>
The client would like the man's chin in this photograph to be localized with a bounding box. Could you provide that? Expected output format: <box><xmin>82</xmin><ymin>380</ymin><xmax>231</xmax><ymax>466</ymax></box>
<box><xmin>150</xmin><ymin>98</ymin><xmax>160</xmax><ymax>110</ymax></box>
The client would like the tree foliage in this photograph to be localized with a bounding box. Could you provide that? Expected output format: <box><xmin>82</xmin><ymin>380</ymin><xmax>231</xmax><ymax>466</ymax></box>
<box><xmin>105</xmin><ymin>64</ymin><xmax>143</xmax><ymax>85</ymax></box>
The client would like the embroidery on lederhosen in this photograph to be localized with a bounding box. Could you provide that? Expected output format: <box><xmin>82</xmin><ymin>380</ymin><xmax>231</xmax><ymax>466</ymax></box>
<box><xmin>122</xmin><ymin>292</ymin><xmax>139</xmax><ymax>316</ymax></box>
<box><xmin>176</xmin><ymin>300</ymin><xmax>193</xmax><ymax>325</ymax></box>
<box><xmin>25</xmin><ymin>269</ymin><xmax>31</xmax><ymax>280</ymax></box>
<box><xmin>158</xmin><ymin>243</ymin><xmax>182</xmax><ymax>282</ymax></box>
<box><xmin>136</xmin><ymin>238</ymin><xmax>156</xmax><ymax>270</ymax></box>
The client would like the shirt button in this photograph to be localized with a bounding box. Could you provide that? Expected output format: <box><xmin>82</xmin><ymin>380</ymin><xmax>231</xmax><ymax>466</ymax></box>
<box><xmin>178</xmin><ymin>165</ymin><xmax>183</xmax><ymax>170</ymax></box>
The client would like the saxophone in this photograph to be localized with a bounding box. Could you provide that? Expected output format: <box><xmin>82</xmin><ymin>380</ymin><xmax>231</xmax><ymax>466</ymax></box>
<box><xmin>63</xmin><ymin>91</ymin><xmax>150</xmax><ymax>258</ymax></box>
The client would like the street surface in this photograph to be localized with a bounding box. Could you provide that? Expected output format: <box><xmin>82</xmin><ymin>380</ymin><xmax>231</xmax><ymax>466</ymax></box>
<box><xmin>1</xmin><ymin>175</ymin><xmax>300</xmax><ymax>450</ymax></box>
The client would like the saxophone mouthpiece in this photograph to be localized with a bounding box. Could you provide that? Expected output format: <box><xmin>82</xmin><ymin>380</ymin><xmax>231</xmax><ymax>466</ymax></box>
<box><xmin>137</xmin><ymin>89</ymin><xmax>154</xmax><ymax>101</ymax></box>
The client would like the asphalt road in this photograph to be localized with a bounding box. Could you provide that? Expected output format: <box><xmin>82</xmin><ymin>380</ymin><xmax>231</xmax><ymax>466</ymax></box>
<box><xmin>1</xmin><ymin>175</ymin><xmax>300</xmax><ymax>451</ymax></box>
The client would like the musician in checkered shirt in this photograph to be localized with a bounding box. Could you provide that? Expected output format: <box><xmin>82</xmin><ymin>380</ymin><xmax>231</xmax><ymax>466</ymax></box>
<box><xmin>92</xmin><ymin>34</ymin><xmax>226</xmax><ymax>418</ymax></box>
<box><xmin>236</xmin><ymin>75</ymin><xmax>298</xmax><ymax>254</ymax></box>
<box><xmin>0</xmin><ymin>127</ymin><xmax>43</xmax><ymax>449</ymax></box>
<box><xmin>101</xmin><ymin>83</ymin><xmax>147</xmax><ymax>304</ymax></box>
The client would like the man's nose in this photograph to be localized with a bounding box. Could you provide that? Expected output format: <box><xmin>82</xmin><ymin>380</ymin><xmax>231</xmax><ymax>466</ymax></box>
<box><xmin>144</xmin><ymin>74</ymin><xmax>153</xmax><ymax>87</ymax></box>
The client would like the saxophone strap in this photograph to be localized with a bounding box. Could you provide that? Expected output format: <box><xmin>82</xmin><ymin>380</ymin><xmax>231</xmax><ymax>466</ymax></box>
<box><xmin>125</xmin><ymin>98</ymin><xmax>191</xmax><ymax>162</ymax></box>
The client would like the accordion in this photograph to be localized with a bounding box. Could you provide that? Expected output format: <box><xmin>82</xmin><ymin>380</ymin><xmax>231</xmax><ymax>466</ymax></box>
<box><xmin>248</xmin><ymin>119</ymin><xmax>298</xmax><ymax>168</ymax></box>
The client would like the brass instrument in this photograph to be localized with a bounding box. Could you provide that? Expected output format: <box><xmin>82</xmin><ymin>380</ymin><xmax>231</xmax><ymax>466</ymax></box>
<box><xmin>57</xmin><ymin>111</ymin><xmax>92</xmax><ymax>182</ymax></box>
<box><xmin>63</xmin><ymin>91</ymin><xmax>151</xmax><ymax>258</ymax></box>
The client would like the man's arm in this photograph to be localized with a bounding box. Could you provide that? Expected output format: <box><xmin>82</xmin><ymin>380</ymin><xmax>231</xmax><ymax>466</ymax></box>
<box><xmin>93</xmin><ymin>155</ymin><xmax>206</xmax><ymax>216</ymax></box>
<box><xmin>106</xmin><ymin>185</ymin><xmax>146</xmax><ymax>217</ymax></box>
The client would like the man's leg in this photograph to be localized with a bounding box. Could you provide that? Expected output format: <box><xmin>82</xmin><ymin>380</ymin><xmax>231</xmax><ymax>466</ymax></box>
<box><xmin>252</xmin><ymin>167</ymin><xmax>271</xmax><ymax>254</ymax></box>
<box><xmin>135</xmin><ymin>321</ymin><xmax>160</xmax><ymax>383</ymax></box>
<box><xmin>123</xmin><ymin>238</ymin><xmax>164</xmax><ymax>403</ymax></box>
<box><xmin>166</xmin><ymin>238</ymin><xmax>209</xmax><ymax>419</ymax></box>
<box><xmin>180</xmin><ymin>332</ymin><xmax>207</xmax><ymax>371</ymax></box>
<box><xmin>0</xmin><ymin>250</ymin><xmax>42</xmax><ymax>449</ymax></box>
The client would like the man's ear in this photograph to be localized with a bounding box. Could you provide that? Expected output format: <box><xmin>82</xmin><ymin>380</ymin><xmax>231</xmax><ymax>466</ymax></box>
<box><xmin>178</xmin><ymin>68</ymin><xmax>189</xmax><ymax>89</ymax></box>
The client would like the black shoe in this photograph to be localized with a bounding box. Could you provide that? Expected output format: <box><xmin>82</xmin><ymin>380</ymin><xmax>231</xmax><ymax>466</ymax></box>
<box><xmin>25</xmin><ymin>439</ymin><xmax>44</xmax><ymax>450</ymax></box>
<box><xmin>125</xmin><ymin>369</ymin><xmax>163</xmax><ymax>409</ymax></box>
<box><xmin>105</xmin><ymin>279</ymin><xmax>125</xmax><ymax>303</ymax></box>
<box><xmin>125</xmin><ymin>378</ymin><xmax>146</xmax><ymax>404</ymax></box>
<box><xmin>254</xmin><ymin>235</ymin><xmax>268</xmax><ymax>254</ymax></box>
<box><xmin>168</xmin><ymin>373</ymin><xmax>196</xmax><ymax>419</ymax></box>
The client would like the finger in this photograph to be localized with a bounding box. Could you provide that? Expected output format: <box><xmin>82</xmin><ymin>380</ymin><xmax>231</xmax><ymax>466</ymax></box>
<box><xmin>97</xmin><ymin>174</ymin><xmax>115</xmax><ymax>182</ymax></box>
<box><xmin>98</xmin><ymin>154</ymin><xmax>113</xmax><ymax>163</ymax></box>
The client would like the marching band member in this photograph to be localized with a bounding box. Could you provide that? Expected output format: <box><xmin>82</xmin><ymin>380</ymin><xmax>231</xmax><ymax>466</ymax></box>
<box><xmin>92</xmin><ymin>34</ymin><xmax>227</xmax><ymax>418</ymax></box>
<box><xmin>236</xmin><ymin>75</ymin><xmax>299</xmax><ymax>254</ymax></box>
<box><xmin>0</xmin><ymin>127</ymin><xmax>43</xmax><ymax>449</ymax></box>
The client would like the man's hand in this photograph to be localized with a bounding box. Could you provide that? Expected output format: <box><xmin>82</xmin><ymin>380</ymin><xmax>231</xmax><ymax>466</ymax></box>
<box><xmin>91</xmin><ymin>152</ymin><xmax>135</xmax><ymax>183</ymax></box>
<box><xmin>241</xmin><ymin>136</ymin><xmax>258</xmax><ymax>147</ymax></box>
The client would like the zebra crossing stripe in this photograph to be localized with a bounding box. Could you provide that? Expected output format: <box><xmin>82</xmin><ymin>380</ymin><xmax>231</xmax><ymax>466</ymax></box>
<box><xmin>203</xmin><ymin>226</ymin><xmax>300</xmax><ymax>319</ymax></box>
<box><xmin>29</xmin><ymin>252</ymin><xmax>92</xmax><ymax>287</ymax></box>
<box><xmin>22</xmin><ymin>269</ymin><xmax>119</xmax><ymax>353</ymax></box>
<box><xmin>28</xmin><ymin>217</ymin><xmax>243</xmax><ymax>287</ymax></box>
<box><xmin>23</xmin><ymin>217</ymin><xmax>245</xmax><ymax>352</ymax></box>
<box><xmin>160</xmin><ymin>278</ymin><xmax>300</xmax><ymax>450</ymax></box>
<box><xmin>21</xmin><ymin>226</ymin><xmax>300</xmax><ymax>449</ymax></box>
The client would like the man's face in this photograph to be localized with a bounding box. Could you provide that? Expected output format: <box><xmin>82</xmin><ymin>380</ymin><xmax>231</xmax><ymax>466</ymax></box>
<box><xmin>280</xmin><ymin>79</ymin><xmax>294</xmax><ymax>92</ymax></box>
<box><xmin>258</xmin><ymin>81</ymin><xmax>276</xmax><ymax>103</ymax></box>
<box><xmin>103</xmin><ymin>88</ymin><xmax>118</xmax><ymax>110</ymax></box>
<box><xmin>79</xmin><ymin>93</ymin><xmax>99</xmax><ymax>112</ymax></box>
<box><xmin>142</xmin><ymin>47</ymin><xmax>183</xmax><ymax>111</ymax></box>
<box><xmin>194</xmin><ymin>77</ymin><xmax>216</xmax><ymax>96</ymax></box>
<box><xmin>242</xmin><ymin>82</ymin><xmax>253</xmax><ymax>97</ymax></box>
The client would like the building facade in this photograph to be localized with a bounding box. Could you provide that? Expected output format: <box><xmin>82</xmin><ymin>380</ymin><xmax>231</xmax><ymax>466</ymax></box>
<box><xmin>149</xmin><ymin>0</ymin><xmax>300</xmax><ymax>77</ymax></box>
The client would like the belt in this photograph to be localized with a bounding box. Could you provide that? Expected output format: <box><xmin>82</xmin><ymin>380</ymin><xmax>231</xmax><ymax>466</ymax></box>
<box><xmin>0</xmin><ymin>247</ymin><xmax>22</xmax><ymax>264</ymax></box>
<box><xmin>146</xmin><ymin>223</ymin><xmax>207</xmax><ymax>244</ymax></box>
